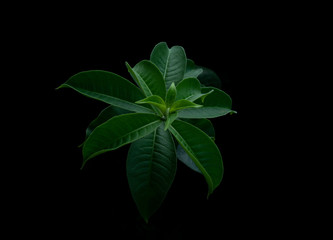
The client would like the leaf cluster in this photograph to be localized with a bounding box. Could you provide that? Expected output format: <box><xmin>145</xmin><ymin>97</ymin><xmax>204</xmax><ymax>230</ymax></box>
<box><xmin>57</xmin><ymin>42</ymin><xmax>236</xmax><ymax>222</ymax></box>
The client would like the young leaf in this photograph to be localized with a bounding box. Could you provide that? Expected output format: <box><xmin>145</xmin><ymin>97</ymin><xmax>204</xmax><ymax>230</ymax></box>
<box><xmin>150</xmin><ymin>42</ymin><xmax>187</xmax><ymax>89</ymax></box>
<box><xmin>169</xmin><ymin>120</ymin><xmax>223</xmax><ymax>197</ymax></box>
<box><xmin>177</xmin><ymin>87</ymin><xmax>234</xmax><ymax>118</ymax></box>
<box><xmin>127</xmin><ymin>125</ymin><xmax>176</xmax><ymax>223</ymax></box>
<box><xmin>184</xmin><ymin>59</ymin><xmax>203</xmax><ymax>79</ymax></box>
<box><xmin>82</xmin><ymin>113</ymin><xmax>162</xmax><ymax>168</ymax></box>
<box><xmin>135</xmin><ymin>95</ymin><xmax>167</xmax><ymax>113</ymax></box>
<box><xmin>125</xmin><ymin>60</ymin><xmax>166</xmax><ymax>99</ymax></box>
<box><xmin>170</xmin><ymin>99</ymin><xmax>202</xmax><ymax>113</ymax></box>
<box><xmin>164</xmin><ymin>112</ymin><xmax>178</xmax><ymax>131</ymax></box>
<box><xmin>165</xmin><ymin>82</ymin><xmax>177</xmax><ymax>107</ymax></box>
<box><xmin>57</xmin><ymin>70</ymin><xmax>153</xmax><ymax>113</ymax></box>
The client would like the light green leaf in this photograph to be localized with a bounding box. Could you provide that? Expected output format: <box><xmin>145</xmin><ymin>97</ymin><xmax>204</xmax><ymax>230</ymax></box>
<box><xmin>164</xmin><ymin>112</ymin><xmax>178</xmax><ymax>131</ymax></box>
<box><xmin>184</xmin><ymin>59</ymin><xmax>203</xmax><ymax>79</ymax></box>
<box><xmin>165</xmin><ymin>82</ymin><xmax>177</xmax><ymax>107</ymax></box>
<box><xmin>136</xmin><ymin>95</ymin><xmax>166</xmax><ymax>113</ymax></box>
<box><xmin>57</xmin><ymin>70</ymin><xmax>153</xmax><ymax>113</ymax></box>
<box><xmin>177</xmin><ymin>87</ymin><xmax>234</xmax><ymax>118</ymax></box>
<box><xmin>127</xmin><ymin>125</ymin><xmax>176</xmax><ymax>223</ymax></box>
<box><xmin>150</xmin><ymin>42</ymin><xmax>187</xmax><ymax>89</ymax></box>
<box><xmin>82</xmin><ymin>113</ymin><xmax>162</xmax><ymax>168</ymax></box>
<box><xmin>125</xmin><ymin>60</ymin><xmax>166</xmax><ymax>99</ymax></box>
<box><xmin>169</xmin><ymin>120</ymin><xmax>223</xmax><ymax>197</ymax></box>
<box><xmin>170</xmin><ymin>99</ymin><xmax>202</xmax><ymax>113</ymax></box>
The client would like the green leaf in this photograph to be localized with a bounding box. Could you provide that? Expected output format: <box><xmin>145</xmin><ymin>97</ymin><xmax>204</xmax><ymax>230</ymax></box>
<box><xmin>82</xmin><ymin>113</ymin><xmax>162</xmax><ymax>168</ymax></box>
<box><xmin>198</xmin><ymin>67</ymin><xmax>222</xmax><ymax>88</ymax></box>
<box><xmin>84</xmin><ymin>105</ymin><xmax>130</xmax><ymax>141</ymax></box>
<box><xmin>176</xmin><ymin>145</ymin><xmax>201</xmax><ymax>174</ymax></box>
<box><xmin>125</xmin><ymin>60</ymin><xmax>166</xmax><ymax>99</ymax></box>
<box><xmin>176</xmin><ymin>78</ymin><xmax>214</xmax><ymax>102</ymax></box>
<box><xmin>136</xmin><ymin>95</ymin><xmax>166</xmax><ymax>113</ymax></box>
<box><xmin>177</xmin><ymin>87</ymin><xmax>234</xmax><ymax>118</ymax></box>
<box><xmin>184</xmin><ymin>59</ymin><xmax>203</xmax><ymax>79</ymax></box>
<box><xmin>181</xmin><ymin>118</ymin><xmax>215</xmax><ymax>139</ymax></box>
<box><xmin>169</xmin><ymin>120</ymin><xmax>223</xmax><ymax>197</ymax></box>
<box><xmin>165</xmin><ymin>82</ymin><xmax>177</xmax><ymax>107</ymax></box>
<box><xmin>57</xmin><ymin>70</ymin><xmax>153</xmax><ymax>113</ymax></box>
<box><xmin>150</xmin><ymin>42</ymin><xmax>187</xmax><ymax>89</ymax></box>
<box><xmin>170</xmin><ymin>99</ymin><xmax>202</xmax><ymax>113</ymax></box>
<box><xmin>127</xmin><ymin>125</ymin><xmax>176</xmax><ymax>223</ymax></box>
<box><xmin>164</xmin><ymin>112</ymin><xmax>178</xmax><ymax>131</ymax></box>
<box><xmin>176</xmin><ymin>118</ymin><xmax>215</xmax><ymax>174</ymax></box>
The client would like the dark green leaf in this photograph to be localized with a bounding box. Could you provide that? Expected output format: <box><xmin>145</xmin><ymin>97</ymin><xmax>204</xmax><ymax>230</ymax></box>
<box><xmin>176</xmin><ymin>119</ymin><xmax>215</xmax><ymax>174</ymax></box>
<box><xmin>57</xmin><ymin>70</ymin><xmax>153</xmax><ymax>113</ymax></box>
<box><xmin>125</xmin><ymin>60</ymin><xmax>166</xmax><ymax>99</ymax></box>
<box><xmin>184</xmin><ymin>59</ymin><xmax>203</xmax><ymax>79</ymax></box>
<box><xmin>85</xmin><ymin>105</ymin><xmax>130</xmax><ymax>140</ymax></box>
<box><xmin>150</xmin><ymin>42</ymin><xmax>187</xmax><ymax>89</ymax></box>
<box><xmin>198</xmin><ymin>67</ymin><xmax>222</xmax><ymax>88</ymax></box>
<box><xmin>169</xmin><ymin>120</ymin><xmax>223</xmax><ymax>197</ymax></box>
<box><xmin>177</xmin><ymin>87</ymin><xmax>234</xmax><ymax>118</ymax></box>
<box><xmin>82</xmin><ymin>113</ymin><xmax>162</xmax><ymax>168</ymax></box>
<box><xmin>127</xmin><ymin>125</ymin><xmax>176</xmax><ymax>223</ymax></box>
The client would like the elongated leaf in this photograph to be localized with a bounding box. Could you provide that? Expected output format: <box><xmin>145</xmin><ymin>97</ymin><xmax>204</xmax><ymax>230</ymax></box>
<box><xmin>177</xmin><ymin>87</ymin><xmax>234</xmax><ymax>118</ymax></box>
<box><xmin>125</xmin><ymin>60</ymin><xmax>166</xmax><ymax>99</ymax></box>
<box><xmin>165</xmin><ymin>82</ymin><xmax>177</xmax><ymax>107</ymax></box>
<box><xmin>181</xmin><ymin>118</ymin><xmax>215</xmax><ymax>139</ymax></box>
<box><xmin>169</xmin><ymin>120</ymin><xmax>223</xmax><ymax>197</ymax></box>
<box><xmin>150</xmin><ymin>42</ymin><xmax>187</xmax><ymax>89</ymax></box>
<box><xmin>127</xmin><ymin>125</ymin><xmax>176</xmax><ymax>223</ymax></box>
<box><xmin>57</xmin><ymin>70</ymin><xmax>153</xmax><ymax>113</ymax></box>
<box><xmin>176</xmin><ymin>118</ymin><xmax>215</xmax><ymax>173</ymax></box>
<box><xmin>184</xmin><ymin>59</ymin><xmax>203</xmax><ymax>79</ymax></box>
<box><xmin>85</xmin><ymin>105</ymin><xmax>130</xmax><ymax>140</ymax></box>
<box><xmin>82</xmin><ymin>113</ymin><xmax>162</xmax><ymax>167</ymax></box>
<box><xmin>170</xmin><ymin>99</ymin><xmax>202</xmax><ymax>113</ymax></box>
<box><xmin>176</xmin><ymin>145</ymin><xmax>201</xmax><ymax>174</ymax></box>
<box><xmin>136</xmin><ymin>95</ymin><xmax>166</xmax><ymax>113</ymax></box>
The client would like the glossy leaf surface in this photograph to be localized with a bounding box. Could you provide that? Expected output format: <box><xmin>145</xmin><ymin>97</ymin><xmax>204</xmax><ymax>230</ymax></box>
<box><xmin>57</xmin><ymin>70</ymin><xmax>152</xmax><ymax>113</ymax></box>
<box><xmin>184</xmin><ymin>59</ymin><xmax>203</xmax><ymax>79</ymax></box>
<box><xmin>178</xmin><ymin>87</ymin><xmax>234</xmax><ymax>118</ymax></box>
<box><xmin>169</xmin><ymin>120</ymin><xmax>223</xmax><ymax>197</ymax></box>
<box><xmin>85</xmin><ymin>105</ymin><xmax>130</xmax><ymax>140</ymax></box>
<box><xmin>170</xmin><ymin>99</ymin><xmax>202</xmax><ymax>113</ymax></box>
<box><xmin>176</xmin><ymin>118</ymin><xmax>215</xmax><ymax>173</ymax></box>
<box><xmin>136</xmin><ymin>95</ymin><xmax>166</xmax><ymax>113</ymax></box>
<box><xmin>82</xmin><ymin>113</ymin><xmax>162</xmax><ymax>167</ymax></box>
<box><xmin>126</xmin><ymin>60</ymin><xmax>166</xmax><ymax>99</ymax></box>
<box><xmin>150</xmin><ymin>42</ymin><xmax>187</xmax><ymax>89</ymax></box>
<box><xmin>127</xmin><ymin>125</ymin><xmax>176</xmax><ymax>223</ymax></box>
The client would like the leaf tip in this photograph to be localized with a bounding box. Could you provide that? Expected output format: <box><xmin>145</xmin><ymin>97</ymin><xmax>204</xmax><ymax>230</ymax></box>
<box><xmin>55</xmin><ymin>84</ymin><xmax>64</xmax><ymax>90</ymax></box>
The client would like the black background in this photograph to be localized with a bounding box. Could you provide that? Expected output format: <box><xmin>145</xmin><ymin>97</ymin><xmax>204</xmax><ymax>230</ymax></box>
<box><xmin>6</xmin><ymin>4</ymin><xmax>300</xmax><ymax>239</ymax></box>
